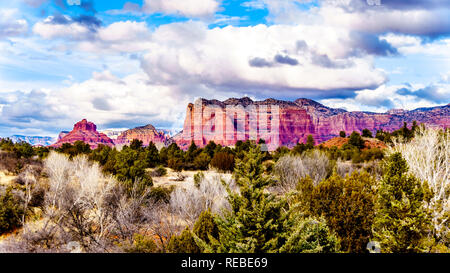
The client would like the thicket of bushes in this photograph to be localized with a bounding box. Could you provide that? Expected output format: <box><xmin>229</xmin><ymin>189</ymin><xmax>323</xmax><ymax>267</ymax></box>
<box><xmin>1</xmin><ymin>123</ymin><xmax>448</xmax><ymax>253</ymax></box>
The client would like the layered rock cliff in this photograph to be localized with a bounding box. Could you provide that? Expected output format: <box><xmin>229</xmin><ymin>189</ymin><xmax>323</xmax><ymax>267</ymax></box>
<box><xmin>115</xmin><ymin>124</ymin><xmax>170</xmax><ymax>148</ymax></box>
<box><xmin>50</xmin><ymin>119</ymin><xmax>115</xmax><ymax>149</ymax></box>
<box><xmin>174</xmin><ymin>97</ymin><xmax>449</xmax><ymax>150</ymax></box>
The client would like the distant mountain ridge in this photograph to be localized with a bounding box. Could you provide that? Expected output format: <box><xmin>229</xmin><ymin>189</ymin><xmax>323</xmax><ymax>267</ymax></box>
<box><xmin>13</xmin><ymin>98</ymin><xmax>447</xmax><ymax>150</ymax></box>
<box><xmin>8</xmin><ymin>135</ymin><xmax>56</xmax><ymax>146</ymax></box>
<box><xmin>174</xmin><ymin>97</ymin><xmax>449</xmax><ymax>150</ymax></box>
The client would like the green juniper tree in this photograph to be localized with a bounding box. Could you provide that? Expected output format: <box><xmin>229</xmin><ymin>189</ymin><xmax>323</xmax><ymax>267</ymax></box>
<box><xmin>145</xmin><ymin>141</ymin><xmax>160</xmax><ymax>167</ymax></box>
<box><xmin>0</xmin><ymin>188</ymin><xmax>24</xmax><ymax>235</ymax></box>
<box><xmin>348</xmin><ymin>131</ymin><xmax>365</xmax><ymax>149</ymax></box>
<box><xmin>193</xmin><ymin>210</ymin><xmax>219</xmax><ymax>245</ymax></box>
<box><xmin>372</xmin><ymin>152</ymin><xmax>433</xmax><ymax>253</ymax></box>
<box><xmin>168</xmin><ymin>210</ymin><xmax>219</xmax><ymax>253</ymax></box>
<box><xmin>206</xmin><ymin>145</ymin><xmax>287</xmax><ymax>253</ymax></box>
<box><xmin>306</xmin><ymin>135</ymin><xmax>315</xmax><ymax>149</ymax></box>
<box><xmin>279</xmin><ymin>216</ymin><xmax>339</xmax><ymax>253</ymax></box>
<box><xmin>362</xmin><ymin>129</ymin><xmax>373</xmax><ymax>138</ymax></box>
<box><xmin>168</xmin><ymin>227</ymin><xmax>201</xmax><ymax>253</ymax></box>
<box><xmin>310</xmin><ymin>171</ymin><xmax>377</xmax><ymax>252</ymax></box>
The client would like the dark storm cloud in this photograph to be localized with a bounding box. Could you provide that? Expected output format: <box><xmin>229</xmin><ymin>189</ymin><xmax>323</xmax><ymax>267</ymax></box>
<box><xmin>351</xmin><ymin>32</ymin><xmax>398</xmax><ymax>56</ymax></box>
<box><xmin>46</xmin><ymin>14</ymin><xmax>71</xmax><ymax>24</ymax></box>
<box><xmin>73</xmin><ymin>14</ymin><xmax>102</xmax><ymax>29</ymax></box>
<box><xmin>397</xmin><ymin>86</ymin><xmax>449</xmax><ymax>104</ymax></box>
<box><xmin>249</xmin><ymin>57</ymin><xmax>273</xmax><ymax>67</ymax></box>
<box><xmin>45</xmin><ymin>14</ymin><xmax>102</xmax><ymax>31</ymax></box>
<box><xmin>369</xmin><ymin>0</ymin><xmax>450</xmax><ymax>10</ymax></box>
<box><xmin>338</xmin><ymin>0</ymin><xmax>450</xmax><ymax>11</ymax></box>
<box><xmin>274</xmin><ymin>54</ymin><xmax>299</xmax><ymax>66</ymax></box>
<box><xmin>328</xmin><ymin>0</ymin><xmax>450</xmax><ymax>38</ymax></box>
<box><xmin>311</xmin><ymin>53</ymin><xmax>353</xmax><ymax>69</ymax></box>
<box><xmin>249</xmin><ymin>54</ymin><xmax>299</xmax><ymax>67</ymax></box>
<box><xmin>296</xmin><ymin>40</ymin><xmax>308</xmax><ymax>51</ymax></box>
<box><xmin>44</xmin><ymin>1</ymin><xmax>101</xmax><ymax>30</ymax></box>
<box><xmin>92</xmin><ymin>97</ymin><xmax>112</xmax><ymax>111</ymax></box>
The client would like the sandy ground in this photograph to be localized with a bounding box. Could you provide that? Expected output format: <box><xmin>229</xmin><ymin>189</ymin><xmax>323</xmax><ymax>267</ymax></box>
<box><xmin>0</xmin><ymin>171</ymin><xmax>16</xmax><ymax>187</ymax></box>
<box><xmin>151</xmin><ymin>168</ymin><xmax>232</xmax><ymax>189</ymax></box>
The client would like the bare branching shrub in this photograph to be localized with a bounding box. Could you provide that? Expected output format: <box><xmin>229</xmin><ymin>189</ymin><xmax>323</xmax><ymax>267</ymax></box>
<box><xmin>173</xmin><ymin>172</ymin><xmax>186</xmax><ymax>181</ymax></box>
<box><xmin>143</xmin><ymin>201</ymin><xmax>183</xmax><ymax>252</ymax></box>
<box><xmin>273</xmin><ymin>150</ymin><xmax>333</xmax><ymax>192</ymax></box>
<box><xmin>336</xmin><ymin>159</ymin><xmax>383</xmax><ymax>180</ymax></box>
<box><xmin>388</xmin><ymin>127</ymin><xmax>450</xmax><ymax>241</ymax></box>
<box><xmin>169</xmin><ymin>173</ymin><xmax>232</xmax><ymax>225</ymax></box>
<box><xmin>5</xmin><ymin>152</ymin><xmax>154</xmax><ymax>253</ymax></box>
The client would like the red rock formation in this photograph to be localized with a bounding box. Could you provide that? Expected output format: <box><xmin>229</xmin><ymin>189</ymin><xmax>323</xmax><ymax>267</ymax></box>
<box><xmin>174</xmin><ymin>97</ymin><xmax>450</xmax><ymax>151</ymax></box>
<box><xmin>321</xmin><ymin>137</ymin><xmax>387</xmax><ymax>150</ymax></box>
<box><xmin>57</xmin><ymin>131</ymin><xmax>69</xmax><ymax>141</ymax></box>
<box><xmin>115</xmin><ymin>124</ymin><xmax>169</xmax><ymax>147</ymax></box>
<box><xmin>50</xmin><ymin>119</ymin><xmax>114</xmax><ymax>149</ymax></box>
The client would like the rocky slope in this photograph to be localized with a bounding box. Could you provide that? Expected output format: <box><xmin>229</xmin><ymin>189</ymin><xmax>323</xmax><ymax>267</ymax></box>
<box><xmin>174</xmin><ymin>97</ymin><xmax>449</xmax><ymax>150</ymax></box>
<box><xmin>57</xmin><ymin>131</ymin><xmax>69</xmax><ymax>142</ymax></box>
<box><xmin>320</xmin><ymin>137</ymin><xmax>387</xmax><ymax>150</ymax></box>
<box><xmin>115</xmin><ymin>124</ymin><xmax>170</xmax><ymax>148</ymax></box>
<box><xmin>50</xmin><ymin>119</ymin><xmax>115</xmax><ymax>149</ymax></box>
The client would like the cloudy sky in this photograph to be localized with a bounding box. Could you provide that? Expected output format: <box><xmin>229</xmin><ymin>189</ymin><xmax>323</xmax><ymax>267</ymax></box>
<box><xmin>0</xmin><ymin>0</ymin><xmax>449</xmax><ymax>137</ymax></box>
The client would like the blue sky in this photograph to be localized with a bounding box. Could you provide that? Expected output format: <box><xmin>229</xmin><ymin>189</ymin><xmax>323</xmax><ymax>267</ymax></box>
<box><xmin>0</xmin><ymin>0</ymin><xmax>449</xmax><ymax>137</ymax></box>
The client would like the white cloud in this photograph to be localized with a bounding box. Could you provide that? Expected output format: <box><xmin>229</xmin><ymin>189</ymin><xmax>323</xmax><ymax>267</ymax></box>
<box><xmin>97</xmin><ymin>21</ymin><xmax>150</xmax><ymax>42</ymax></box>
<box><xmin>254</xmin><ymin>1</ymin><xmax>450</xmax><ymax>37</ymax></box>
<box><xmin>30</xmin><ymin>17</ymin><xmax>388</xmax><ymax>95</ymax></box>
<box><xmin>142</xmin><ymin>0</ymin><xmax>221</xmax><ymax>18</ymax></box>
<box><xmin>0</xmin><ymin>9</ymin><xmax>28</xmax><ymax>39</ymax></box>
<box><xmin>140</xmin><ymin>21</ymin><xmax>386</xmax><ymax>95</ymax></box>
<box><xmin>33</xmin><ymin>16</ymin><xmax>91</xmax><ymax>40</ymax></box>
<box><xmin>320</xmin><ymin>83</ymin><xmax>450</xmax><ymax>113</ymax></box>
<box><xmin>0</xmin><ymin>72</ymin><xmax>193</xmax><ymax>136</ymax></box>
<box><xmin>320</xmin><ymin>6</ymin><xmax>450</xmax><ymax>37</ymax></box>
<box><xmin>32</xmin><ymin>18</ymin><xmax>152</xmax><ymax>53</ymax></box>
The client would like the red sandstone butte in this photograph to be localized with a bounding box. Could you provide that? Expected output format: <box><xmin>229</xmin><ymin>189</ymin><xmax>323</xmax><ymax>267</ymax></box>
<box><xmin>114</xmin><ymin>124</ymin><xmax>170</xmax><ymax>147</ymax></box>
<box><xmin>50</xmin><ymin>119</ymin><xmax>114</xmax><ymax>149</ymax></box>
<box><xmin>174</xmin><ymin>97</ymin><xmax>450</xmax><ymax>151</ymax></box>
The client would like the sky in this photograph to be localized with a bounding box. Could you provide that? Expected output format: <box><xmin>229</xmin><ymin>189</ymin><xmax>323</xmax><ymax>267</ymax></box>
<box><xmin>0</xmin><ymin>0</ymin><xmax>449</xmax><ymax>137</ymax></box>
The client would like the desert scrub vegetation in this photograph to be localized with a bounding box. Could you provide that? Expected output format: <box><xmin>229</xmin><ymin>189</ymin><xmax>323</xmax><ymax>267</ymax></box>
<box><xmin>273</xmin><ymin>150</ymin><xmax>334</xmax><ymax>193</ymax></box>
<box><xmin>0</xmin><ymin>188</ymin><xmax>24</xmax><ymax>235</ymax></box>
<box><xmin>0</xmin><ymin>123</ymin><xmax>448</xmax><ymax>253</ymax></box>
<box><xmin>2</xmin><ymin>152</ymin><xmax>179</xmax><ymax>253</ymax></box>
<box><xmin>388</xmin><ymin>127</ymin><xmax>450</xmax><ymax>246</ymax></box>
<box><xmin>169</xmin><ymin>172</ymin><xmax>233</xmax><ymax>226</ymax></box>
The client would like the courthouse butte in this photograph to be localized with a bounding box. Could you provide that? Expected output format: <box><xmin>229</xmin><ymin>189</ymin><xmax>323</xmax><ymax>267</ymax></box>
<box><xmin>51</xmin><ymin>97</ymin><xmax>449</xmax><ymax>151</ymax></box>
<box><xmin>173</xmin><ymin>97</ymin><xmax>449</xmax><ymax>151</ymax></box>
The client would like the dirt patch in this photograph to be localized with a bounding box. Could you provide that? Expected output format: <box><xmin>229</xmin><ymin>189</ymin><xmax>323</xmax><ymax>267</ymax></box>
<box><xmin>0</xmin><ymin>171</ymin><xmax>17</xmax><ymax>186</ymax></box>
